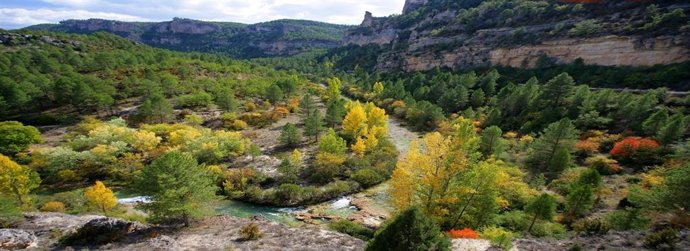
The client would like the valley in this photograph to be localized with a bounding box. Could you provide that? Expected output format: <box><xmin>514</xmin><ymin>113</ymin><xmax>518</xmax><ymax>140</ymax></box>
<box><xmin>1</xmin><ymin>0</ymin><xmax>690</xmax><ymax>251</ymax></box>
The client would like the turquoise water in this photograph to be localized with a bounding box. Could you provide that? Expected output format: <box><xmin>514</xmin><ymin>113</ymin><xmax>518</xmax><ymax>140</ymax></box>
<box><xmin>214</xmin><ymin>200</ymin><xmax>303</xmax><ymax>226</ymax></box>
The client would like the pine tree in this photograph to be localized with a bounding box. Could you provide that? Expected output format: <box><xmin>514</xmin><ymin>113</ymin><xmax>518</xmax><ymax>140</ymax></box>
<box><xmin>135</xmin><ymin>151</ymin><xmax>218</xmax><ymax>226</ymax></box>
<box><xmin>366</xmin><ymin>207</ymin><xmax>450</xmax><ymax>251</ymax></box>
<box><xmin>84</xmin><ymin>181</ymin><xmax>117</xmax><ymax>215</ymax></box>
<box><xmin>215</xmin><ymin>87</ymin><xmax>239</xmax><ymax>112</ymax></box>
<box><xmin>266</xmin><ymin>84</ymin><xmax>284</xmax><ymax>105</ymax></box>
<box><xmin>642</xmin><ymin>110</ymin><xmax>669</xmax><ymax>135</ymax></box>
<box><xmin>303</xmin><ymin>109</ymin><xmax>324</xmax><ymax>141</ymax></box>
<box><xmin>565</xmin><ymin>169</ymin><xmax>602</xmax><ymax>219</ymax></box>
<box><xmin>470</xmin><ymin>89</ymin><xmax>486</xmax><ymax>108</ymax></box>
<box><xmin>138</xmin><ymin>92</ymin><xmax>173</xmax><ymax>123</ymax></box>
<box><xmin>538</xmin><ymin>73</ymin><xmax>575</xmax><ymax>123</ymax></box>
<box><xmin>479</xmin><ymin>126</ymin><xmax>504</xmax><ymax>158</ymax></box>
<box><xmin>527</xmin><ymin>118</ymin><xmax>577</xmax><ymax>178</ymax></box>
<box><xmin>0</xmin><ymin>154</ymin><xmax>40</xmax><ymax>207</ymax></box>
<box><xmin>279</xmin><ymin>123</ymin><xmax>302</xmax><ymax>147</ymax></box>
<box><xmin>325</xmin><ymin>99</ymin><xmax>346</xmax><ymax>127</ymax></box>
<box><xmin>480</xmin><ymin>69</ymin><xmax>500</xmax><ymax>97</ymax></box>
<box><xmin>657</xmin><ymin>114</ymin><xmax>686</xmax><ymax>145</ymax></box>
<box><xmin>525</xmin><ymin>193</ymin><xmax>557</xmax><ymax>232</ymax></box>
<box><xmin>299</xmin><ymin>93</ymin><xmax>316</xmax><ymax>120</ymax></box>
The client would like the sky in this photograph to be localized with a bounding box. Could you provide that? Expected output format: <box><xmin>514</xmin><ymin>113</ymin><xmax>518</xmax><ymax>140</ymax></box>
<box><xmin>0</xmin><ymin>0</ymin><xmax>404</xmax><ymax>29</ymax></box>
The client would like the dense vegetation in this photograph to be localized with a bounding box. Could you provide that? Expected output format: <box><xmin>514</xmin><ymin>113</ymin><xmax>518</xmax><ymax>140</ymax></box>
<box><xmin>26</xmin><ymin>18</ymin><xmax>351</xmax><ymax>58</ymax></box>
<box><xmin>1</xmin><ymin>5</ymin><xmax>690</xmax><ymax>249</ymax></box>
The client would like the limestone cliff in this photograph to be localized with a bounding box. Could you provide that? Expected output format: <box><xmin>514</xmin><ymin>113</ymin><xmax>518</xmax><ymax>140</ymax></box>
<box><xmin>27</xmin><ymin>18</ymin><xmax>350</xmax><ymax>58</ymax></box>
<box><xmin>343</xmin><ymin>0</ymin><xmax>690</xmax><ymax>72</ymax></box>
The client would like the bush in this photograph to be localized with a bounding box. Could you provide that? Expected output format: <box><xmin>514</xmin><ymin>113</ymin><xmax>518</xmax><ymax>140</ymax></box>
<box><xmin>573</xmin><ymin>218</ymin><xmax>611</xmax><ymax>236</ymax></box>
<box><xmin>481</xmin><ymin>227</ymin><xmax>515</xmax><ymax>251</ymax></box>
<box><xmin>585</xmin><ymin>155</ymin><xmax>622</xmax><ymax>175</ymax></box>
<box><xmin>239</xmin><ymin>222</ymin><xmax>262</xmax><ymax>241</ymax></box>
<box><xmin>644</xmin><ymin>228</ymin><xmax>679</xmax><ymax>249</ymax></box>
<box><xmin>0</xmin><ymin>196</ymin><xmax>22</xmax><ymax>227</ymax></box>
<box><xmin>175</xmin><ymin>91</ymin><xmax>213</xmax><ymax>108</ymax></box>
<box><xmin>449</xmin><ymin>228</ymin><xmax>479</xmax><ymax>239</ymax></box>
<box><xmin>606</xmin><ymin>208</ymin><xmax>649</xmax><ymax>231</ymax></box>
<box><xmin>351</xmin><ymin>168</ymin><xmax>385</xmax><ymax>188</ymax></box>
<box><xmin>273</xmin><ymin>184</ymin><xmax>304</xmax><ymax>205</ymax></box>
<box><xmin>495</xmin><ymin>211</ymin><xmax>530</xmax><ymax>232</ymax></box>
<box><xmin>40</xmin><ymin>201</ymin><xmax>66</xmax><ymax>212</ymax></box>
<box><xmin>328</xmin><ymin>220</ymin><xmax>374</xmax><ymax>240</ymax></box>
<box><xmin>568</xmin><ymin>19</ymin><xmax>600</xmax><ymax>37</ymax></box>
<box><xmin>530</xmin><ymin>222</ymin><xmax>567</xmax><ymax>238</ymax></box>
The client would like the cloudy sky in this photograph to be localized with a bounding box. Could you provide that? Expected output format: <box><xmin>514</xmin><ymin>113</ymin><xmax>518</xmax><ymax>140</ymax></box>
<box><xmin>0</xmin><ymin>0</ymin><xmax>404</xmax><ymax>29</ymax></box>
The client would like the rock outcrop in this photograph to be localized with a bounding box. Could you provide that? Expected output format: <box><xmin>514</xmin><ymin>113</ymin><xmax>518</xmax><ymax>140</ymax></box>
<box><xmin>3</xmin><ymin>212</ymin><xmax>364</xmax><ymax>250</ymax></box>
<box><xmin>61</xmin><ymin>218</ymin><xmax>147</xmax><ymax>246</ymax></box>
<box><xmin>0</xmin><ymin>229</ymin><xmax>37</xmax><ymax>249</ymax></box>
<box><xmin>343</xmin><ymin>1</ymin><xmax>690</xmax><ymax>72</ymax></box>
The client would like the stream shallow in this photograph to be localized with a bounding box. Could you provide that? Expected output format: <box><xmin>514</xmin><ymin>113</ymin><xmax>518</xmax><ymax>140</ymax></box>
<box><xmin>115</xmin><ymin>116</ymin><xmax>418</xmax><ymax>226</ymax></box>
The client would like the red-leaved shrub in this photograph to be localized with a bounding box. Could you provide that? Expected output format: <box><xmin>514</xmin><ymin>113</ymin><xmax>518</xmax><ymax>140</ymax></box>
<box><xmin>610</xmin><ymin>137</ymin><xmax>660</xmax><ymax>158</ymax></box>
<box><xmin>449</xmin><ymin>228</ymin><xmax>479</xmax><ymax>239</ymax></box>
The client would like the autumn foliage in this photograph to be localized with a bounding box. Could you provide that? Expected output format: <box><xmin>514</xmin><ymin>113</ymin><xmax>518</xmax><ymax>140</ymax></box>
<box><xmin>449</xmin><ymin>228</ymin><xmax>479</xmax><ymax>239</ymax></box>
<box><xmin>609</xmin><ymin>137</ymin><xmax>660</xmax><ymax>158</ymax></box>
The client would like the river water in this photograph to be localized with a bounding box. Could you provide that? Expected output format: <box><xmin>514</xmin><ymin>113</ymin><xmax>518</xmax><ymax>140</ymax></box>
<box><xmin>116</xmin><ymin>117</ymin><xmax>419</xmax><ymax>225</ymax></box>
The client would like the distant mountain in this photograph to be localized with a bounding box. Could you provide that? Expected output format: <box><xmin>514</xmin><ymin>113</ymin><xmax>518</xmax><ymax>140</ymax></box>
<box><xmin>339</xmin><ymin>0</ymin><xmax>690</xmax><ymax>72</ymax></box>
<box><xmin>25</xmin><ymin>18</ymin><xmax>351</xmax><ymax>58</ymax></box>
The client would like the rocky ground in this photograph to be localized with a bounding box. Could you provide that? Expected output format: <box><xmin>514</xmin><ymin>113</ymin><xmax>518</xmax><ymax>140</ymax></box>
<box><xmin>0</xmin><ymin>213</ymin><xmax>364</xmax><ymax>250</ymax></box>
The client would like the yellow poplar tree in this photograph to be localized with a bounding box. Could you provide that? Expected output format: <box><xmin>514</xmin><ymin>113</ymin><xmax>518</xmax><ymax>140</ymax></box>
<box><xmin>289</xmin><ymin>149</ymin><xmax>302</xmax><ymax>167</ymax></box>
<box><xmin>373</xmin><ymin>82</ymin><xmax>384</xmax><ymax>96</ymax></box>
<box><xmin>351</xmin><ymin>137</ymin><xmax>366</xmax><ymax>157</ymax></box>
<box><xmin>343</xmin><ymin>102</ymin><xmax>368</xmax><ymax>139</ymax></box>
<box><xmin>365</xmin><ymin>103</ymin><xmax>388</xmax><ymax>137</ymax></box>
<box><xmin>0</xmin><ymin>154</ymin><xmax>40</xmax><ymax>207</ymax></box>
<box><xmin>84</xmin><ymin>181</ymin><xmax>117</xmax><ymax>214</ymax></box>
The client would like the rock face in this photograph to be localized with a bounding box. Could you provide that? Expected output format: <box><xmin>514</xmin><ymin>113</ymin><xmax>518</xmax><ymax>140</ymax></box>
<box><xmin>27</xmin><ymin>18</ymin><xmax>349</xmax><ymax>58</ymax></box>
<box><xmin>342</xmin><ymin>1</ymin><xmax>690</xmax><ymax>72</ymax></box>
<box><xmin>61</xmin><ymin>218</ymin><xmax>147</xmax><ymax>246</ymax></box>
<box><xmin>0</xmin><ymin>229</ymin><xmax>37</xmax><ymax>249</ymax></box>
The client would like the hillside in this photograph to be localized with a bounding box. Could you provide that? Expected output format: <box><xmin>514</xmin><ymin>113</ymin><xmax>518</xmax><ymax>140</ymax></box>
<box><xmin>25</xmin><ymin>18</ymin><xmax>350</xmax><ymax>58</ymax></box>
<box><xmin>340</xmin><ymin>0</ymin><xmax>690</xmax><ymax>73</ymax></box>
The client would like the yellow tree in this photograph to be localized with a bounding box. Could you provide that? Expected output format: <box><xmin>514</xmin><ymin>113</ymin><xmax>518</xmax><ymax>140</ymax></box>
<box><xmin>389</xmin><ymin>118</ymin><xmax>481</xmax><ymax>222</ymax></box>
<box><xmin>84</xmin><ymin>181</ymin><xmax>117</xmax><ymax>214</ymax></box>
<box><xmin>373</xmin><ymin>82</ymin><xmax>384</xmax><ymax>96</ymax></box>
<box><xmin>289</xmin><ymin>149</ymin><xmax>302</xmax><ymax>167</ymax></box>
<box><xmin>364</xmin><ymin>128</ymin><xmax>380</xmax><ymax>150</ymax></box>
<box><xmin>0</xmin><ymin>154</ymin><xmax>40</xmax><ymax>207</ymax></box>
<box><xmin>351</xmin><ymin>137</ymin><xmax>366</xmax><ymax>157</ymax></box>
<box><xmin>343</xmin><ymin>102</ymin><xmax>368</xmax><ymax>139</ymax></box>
<box><xmin>365</xmin><ymin>102</ymin><xmax>388</xmax><ymax>137</ymax></box>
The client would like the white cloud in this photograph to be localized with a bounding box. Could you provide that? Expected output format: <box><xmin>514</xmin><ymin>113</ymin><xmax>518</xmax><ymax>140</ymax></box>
<box><xmin>1</xmin><ymin>0</ymin><xmax>404</xmax><ymax>29</ymax></box>
<box><xmin>0</xmin><ymin>8</ymin><xmax>148</xmax><ymax>29</ymax></box>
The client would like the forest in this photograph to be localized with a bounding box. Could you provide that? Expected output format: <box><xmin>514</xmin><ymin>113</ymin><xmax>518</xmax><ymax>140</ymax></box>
<box><xmin>1</xmin><ymin>12</ymin><xmax>690</xmax><ymax>250</ymax></box>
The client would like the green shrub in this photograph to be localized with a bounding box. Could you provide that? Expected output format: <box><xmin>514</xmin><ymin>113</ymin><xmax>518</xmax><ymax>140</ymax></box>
<box><xmin>569</xmin><ymin>19</ymin><xmax>600</xmax><ymax>37</ymax></box>
<box><xmin>606</xmin><ymin>208</ymin><xmax>649</xmax><ymax>231</ymax></box>
<box><xmin>175</xmin><ymin>91</ymin><xmax>213</xmax><ymax>108</ymax></box>
<box><xmin>644</xmin><ymin>228</ymin><xmax>679</xmax><ymax>249</ymax></box>
<box><xmin>530</xmin><ymin>222</ymin><xmax>567</xmax><ymax>238</ymax></box>
<box><xmin>573</xmin><ymin>218</ymin><xmax>611</xmax><ymax>236</ymax></box>
<box><xmin>495</xmin><ymin>211</ymin><xmax>530</xmax><ymax>232</ymax></box>
<box><xmin>328</xmin><ymin>220</ymin><xmax>374</xmax><ymax>240</ymax></box>
<box><xmin>239</xmin><ymin>222</ymin><xmax>262</xmax><ymax>241</ymax></box>
<box><xmin>0</xmin><ymin>196</ymin><xmax>23</xmax><ymax>227</ymax></box>
<box><xmin>273</xmin><ymin>184</ymin><xmax>304</xmax><ymax>205</ymax></box>
<box><xmin>481</xmin><ymin>226</ymin><xmax>515</xmax><ymax>250</ymax></box>
<box><xmin>351</xmin><ymin>168</ymin><xmax>385</xmax><ymax>188</ymax></box>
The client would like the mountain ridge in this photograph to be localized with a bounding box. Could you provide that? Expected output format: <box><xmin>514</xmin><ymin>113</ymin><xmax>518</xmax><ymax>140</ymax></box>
<box><xmin>24</xmin><ymin>17</ymin><xmax>351</xmax><ymax>58</ymax></box>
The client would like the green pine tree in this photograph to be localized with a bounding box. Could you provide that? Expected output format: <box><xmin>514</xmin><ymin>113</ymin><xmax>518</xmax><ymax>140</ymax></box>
<box><xmin>135</xmin><ymin>151</ymin><xmax>218</xmax><ymax>226</ymax></box>
<box><xmin>366</xmin><ymin>207</ymin><xmax>450</xmax><ymax>251</ymax></box>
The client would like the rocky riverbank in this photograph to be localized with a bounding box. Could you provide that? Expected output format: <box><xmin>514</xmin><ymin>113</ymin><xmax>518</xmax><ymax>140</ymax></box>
<box><xmin>0</xmin><ymin>213</ymin><xmax>364</xmax><ymax>250</ymax></box>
